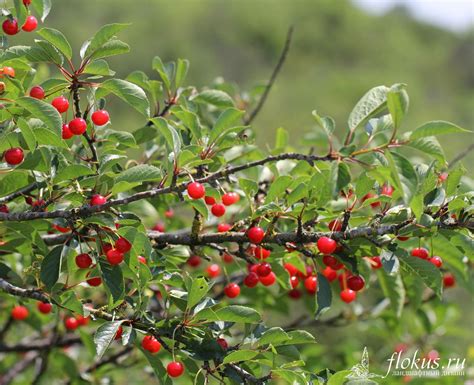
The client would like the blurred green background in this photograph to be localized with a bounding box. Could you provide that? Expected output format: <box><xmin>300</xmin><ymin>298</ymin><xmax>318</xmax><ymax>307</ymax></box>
<box><xmin>8</xmin><ymin>0</ymin><xmax>474</xmax><ymax>383</ymax></box>
<box><xmin>13</xmin><ymin>0</ymin><xmax>474</xmax><ymax>168</ymax></box>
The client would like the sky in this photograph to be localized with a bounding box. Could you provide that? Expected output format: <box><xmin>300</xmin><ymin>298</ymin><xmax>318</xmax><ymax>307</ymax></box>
<box><xmin>353</xmin><ymin>0</ymin><xmax>474</xmax><ymax>32</ymax></box>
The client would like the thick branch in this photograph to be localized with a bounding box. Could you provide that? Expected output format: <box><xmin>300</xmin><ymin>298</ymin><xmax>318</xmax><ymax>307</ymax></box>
<box><xmin>0</xmin><ymin>278</ymin><xmax>50</xmax><ymax>302</ymax></box>
<box><xmin>0</xmin><ymin>335</ymin><xmax>81</xmax><ymax>352</ymax></box>
<box><xmin>0</xmin><ymin>152</ymin><xmax>334</xmax><ymax>222</ymax></box>
<box><xmin>0</xmin><ymin>182</ymin><xmax>42</xmax><ymax>204</ymax></box>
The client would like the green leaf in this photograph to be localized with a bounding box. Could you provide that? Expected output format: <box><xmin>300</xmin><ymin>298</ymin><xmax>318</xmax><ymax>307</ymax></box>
<box><xmin>192</xmin><ymin>89</ymin><xmax>234</xmax><ymax>108</ymax></box>
<box><xmin>347</xmin><ymin>85</ymin><xmax>389</xmax><ymax>141</ymax></box>
<box><xmin>84</xmin><ymin>23</ymin><xmax>130</xmax><ymax>58</ymax></box>
<box><xmin>312</xmin><ymin>110</ymin><xmax>335</xmax><ymax>137</ymax></box>
<box><xmin>152</xmin><ymin>56</ymin><xmax>173</xmax><ymax>91</ymax></box>
<box><xmin>328</xmin><ymin>370</ymin><xmax>352</xmax><ymax>385</ymax></box>
<box><xmin>410</xmin><ymin>120</ymin><xmax>470</xmax><ymax>140</ymax></box>
<box><xmin>16</xmin><ymin>97</ymin><xmax>62</xmax><ymax>136</ymax></box>
<box><xmin>210</xmin><ymin>108</ymin><xmax>244</xmax><ymax>143</ymax></box>
<box><xmin>150</xmin><ymin>117</ymin><xmax>182</xmax><ymax>157</ymax></box>
<box><xmin>386</xmin><ymin>151</ymin><xmax>418</xmax><ymax>204</ymax></box>
<box><xmin>407</xmin><ymin>137</ymin><xmax>446</xmax><ymax>165</ymax></box>
<box><xmin>40</xmin><ymin>245</ymin><xmax>63</xmax><ymax>290</ymax></box>
<box><xmin>34</xmin><ymin>128</ymin><xmax>68</xmax><ymax>148</ymax></box>
<box><xmin>18</xmin><ymin>118</ymin><xmax>36</xmax><ymax>150</ymax></box>
<box><xmin>99</xmin><ymin>260</ymin><xmax>125</xmax><ymax>305</ymax></box>
<box><xmin>175</xmin><ymin>58</ymin><xmax>189</xmax><ymax>89</ymax></box>
<box><xmin>195</xmin><ymin>305</ymin><xmax>261</xmax><ymax>323</ymax></box>
<box><xmin>83</xmin><ymin>59</ymin><xmax>115</xmax><ymax>76</ymax></box>
<box><xmin>258</xmin><ymin>327</ymin><xmax>290</xmax><ymax>347</ymax></box>
<box><xmin>31</xmin><ymin>0</ymin><xmax>52</xmax><ymax>22</ymax></box>
<box><xmin>386</xmin><ymin>84</ymin><xmax>409</xmax><ymax>128</ymax></box>
<box><xmin>377</xmin><ymin>270</ymin><xmax>405</xmax><ymax>317</ymax></box>
<box><xmin>54</xmin><ymin>165</ymin><xmax>95</xmax><ymax>183</ymax></box>
<box><xmin>115</xmin><ymin>164</ymin><xmax>162</xmax><ymax>184</ymax></box>
<box><xmin>446</xmin><ymin>165</ymin><xmax>465</xmax><ymax>196</ymax></box>
<box><xmin>223</xmin><ymin>350</ymin><xmax>259</xmax><ymax>364</ymax></box>
<box><xmin>330</xmin><ymin>162</ymin><xmax>351</xmax><ymax>198</ymax></box>
<box><xmin>187</xmin><ymin>277</ymin><xmax>209</xmax><ymax>310</ymax></box>
<box><xmin>89</xmin><ymin>39</ymin><xmax>130</xmax><ymax>61</ymax></box>
<box><xmin>265</xmin><ymin>175</ymin><xmax>292</xmax><ymax>204</ymax></box>
<box><xmin>37</xmin><ymin>28</ymin><xmax>72</xmax><ymax>60</ymax></box>
<box><xmin>96</xmin><ymin>79</ymin><xmax>150</xmax><ymax>117</ymax></box>
<box><xmin>315</xmin><ymin>273</ymin><xmax>332</xmax><ymax>319</ymax></box>
<box><xmin>398</xmin><ymin>251</ymin><xmax>442</xmax><ymax>297</ymax></box>
<box><xmin>94</xmin><ymin>321</ymin><xmax>123</xmax><ymax>359</ymax></box>
<box><xmin>14</xmin><ymin>0</ymin><xmax>28</xmax><ymax>28</ymax></box>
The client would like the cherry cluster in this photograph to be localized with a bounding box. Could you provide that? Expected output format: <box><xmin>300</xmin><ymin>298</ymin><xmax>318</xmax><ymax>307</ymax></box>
<box><xmin>2</xmin><ymin>0</ymin><xmax>38</xmax><ymax>35</ymax></box>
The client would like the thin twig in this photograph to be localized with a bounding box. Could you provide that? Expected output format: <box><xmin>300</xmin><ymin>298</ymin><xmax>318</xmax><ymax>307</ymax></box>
<box><xmin>449</xmin><ymin>142</ymin><xmax>474</xmax><ymax>169</ymax></box>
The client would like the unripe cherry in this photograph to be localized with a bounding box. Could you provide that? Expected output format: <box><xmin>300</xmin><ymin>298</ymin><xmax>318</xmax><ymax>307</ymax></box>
<box><xmin>340</xmin><ymin>289</ymin><xmax>356</xmax><ymax>303</ymax></box>
<box><xmin>4</xmin><ymin>147</ymin><xmax>24</xmax><ymax>165</ymax></box>
<box><xmin>187</xmin><ymin>255</ymin><xmax>201</xmax><ymax>267</ymax></box>
<box><xmin>68</xmin><ymin>118</ymin><xmax>87</xmax><ymax>135</ymax></box>
<box><xmin>142</xmin><ymin>335</ymin><xmax>161</xmax><ymax>353</ymax></box>
<box><xmin>64</xmin><ymin>316</ymin><xmax>79</xmax><ymax>330</ymax></box>
<box><xmin>224</xmin><ymin>283</ymin><xmax>240</xmax><ymax>298</ymax></box>
<box><xmin>317</xmin><ymin>237</ymin><xmax>337</xmax><ymax>254</ymax></box>
<box><xmin>411</xmin><ymin>247</ymin><xmax>429</xmax><ymax>260</ymax></box>
<box><xmin>222</xmin><ymin>192</ymin><xmax>240</xmax><ymax>206</ymax></box>
<box><xmin>115</xmin><ymin>237</ymin><xmax>132</xmax><ymax>253</ymax></box>
<box><xmin>138</xmin><ymin>256</ymin><xmax>147</xmax><ymax>264</ymax></box>
<box><xmin>259</xmin><ymin>271</ymin><xmax>276</xmax><ymax>286</ymax></box>
<box><xmin>247</xmin><ymin>226</ymin><xmax>265</xmax><ymax>244</ymax></box>
<box><xmin>211</xmin><ymin>203</ymin><xmax>226</xmax><ymax>217</ymax></box>
<box><xmin>106</xmin><ymin>248</ymin><xmax>124</xmax><ymax>265</ymax></box>
<box><xmin>187</xmin><ymin>182</ymin><xmax>205</xmax><ymax>199</ymax></box>
<box><xmin>347</xmin><ymin>275</ymin><xmax>365</xmax><ymax>291</ymax></box>
<box><xmin>90</xmin><ymin>194</ymin><xmax>107</xmax><ymax>206</ymax></box>
<box><xmin>164</xmin><ymin>209</ymin><xmax>174</xmax><ymax>218</ymax></box>
<box><xmin>75</xmin><ymin>253</ymin><xmax>93</xmax><ymax>269</ymax></box>
<box><xmin>52</xmin><ymin>95</ymin><xmax>69</xmax><ymax>113</ymax></box>
<box><xmin>217</xmin><ymin>223</ymin><xmax>232</xmax><ymax>232</ymax></box>
<box><xmin>304</xmin><ymin>276</ymin><xmax>318</xmax><ymax>294</ymax></box>
<box><xmin>21</xmin><ymin>15</ymin><xmax>38</xmax><ymax>32</ymax></box>
<box><xmin>37</xmin><ymin>302</ymin><xmax>52</xmax><ymax>314</ymax></box>
<box><xmin>29</xmin><ymin>86</ymin><xmax>45</xmax><ymax>99</ymax></box>
<box><xmin>206</xmin><ymin>264</ymin><xmax>221</xmax><ymax>278</ymax></box>
<box><xmin>167</xmin><ymin>361</ymin><xmax>184</xmax><ymax>378</ymax></box>
<box><xmin>244</xmin><ymin>272</ymin><xmax>259</xmax><ymax>288</ymax></box>
<box><xmin>11</xmin><ymin>305</ymin><xmax>29</xmax><ymax>320</ymax></box>
<box><xmin>256</xmin><ymin>262</ymin><xmax>272</xmax><ymax>277</ymax></box>
<box><xmin>62</xmin><ymin>124</ymin><xmax>73</xmax><ymax>140</ymax></box>
<box><xmin>2</xmin><ymin>18</ymin><xmax>19</xmax><ymax>35</ymax></box>
<box><xmin>91</xmin><ymin>110</ymin><xmax>110</xmax><ymax>126</ymax></box>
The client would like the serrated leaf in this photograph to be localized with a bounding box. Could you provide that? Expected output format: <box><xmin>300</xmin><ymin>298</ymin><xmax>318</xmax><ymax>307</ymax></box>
<box><xmin>37</xmin><ymin>28</ymin><xmax>72</xmax><ymax>60</ymax></box>
<box><xmin>115</xmin><ymin>164</ymin><xmax>162</xmax><ymax>184</ymax></box>
<box><xmin>94</xmin><ymin>321</ymin><xmax>123</xmax><ymax>359</ymax></box>
<box><xmin>31</xmin><ymin>0</ymin><xmax>52</xmax><ymax>22</ymax></box>
<box><xmin>16</xmin><ymin>97</ymin><xmax>62</xmax><ymax>136</ymax></box>
<box><xmin>398</xmin><ymin>252</ymin><xmax>442</xmax><ymax>297</ymax></box>
<box><xmin>90</xmin><ymin>39</ymin><xmax>130</xmax><ymax>61</ymax></box>
<box><xmin>195</xmin><ymin>305</ymin><xmax>261</xmax><ymax>323</ymax></box>
<box><xmin>187</xmin><ymin>277</ymin><xmax>209</xmax><ymax>310</ymax></box>
<box><xmin>84</xmin><ymin>23</ymin><xmax>129</xmax><ymax>58</ymax></box>
<box><xmin>210</xmin><ymin>108</ymin><xmax>244</xmax><ymax>143</ymax></box>
<box><xmin>96</xmin><ymin>79</ymin><xmax>150</xmax><ymax>117</ymax></box>
<box><xmin>407</xmin><ymin>137</ymin><xmax>446</xmax><ymax>165</ymax></box>
<box><xmin>99</xmin><ymin>260</ymin><xmax>125</xmax><ymax>305</ymax></box>
<box><xmin>192</xmin><ymin>89</ymin><xmax>234</xmax><ymax>108</ymax></box>
<box><xmin>265</xmin><ymin>175</ymin><xmax>292</xmax><ymax>204</ymax></box>
<box><xmin>410</xmin><ymin>120</ymin><xmax>470</xmax><ymax>140</ymax></box>
<box><xmin>223</xmin><ymin>350</ymin><xmax>259</xmax><ymax>364</ymax></box>
<box><xmin>150</xmin><ymin>117</ymin><xmax>181</xmax><ymax>157</ymax></box>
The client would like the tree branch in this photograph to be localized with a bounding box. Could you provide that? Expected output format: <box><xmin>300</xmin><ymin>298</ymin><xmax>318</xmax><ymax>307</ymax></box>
<box><xmin>449</xmin><ymin>142</ymin><xmax>474</xmax><ymax>169</ymax></box>
<box><xmin>244</xmin><ymin>26</ymin><xmax>294</xmax><ymax>125</ymax></box>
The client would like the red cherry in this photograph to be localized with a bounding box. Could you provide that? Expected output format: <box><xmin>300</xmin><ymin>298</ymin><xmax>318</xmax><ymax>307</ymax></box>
<box><xmin>254</xmin><ymin>246</ymin><xmax>270</xmax><ymax>260</ymax></box>
<box><xmin>21</xmin><ymin>15</ymin><xmax>37</xmax><ymax>32</ymax></box>
<box><xmin>429</xmin><ymin>256</ymin><xmax>443</xmax><ymax>268</ymax></box>
<box><xmin>322</xmin><ymin>255</ymin><xmax>339</xmax><ymax>268</ymax></box>
<box><xmin>340</xmin><ymin>289</ymin><xmax>356</xmax><ymax>303</ymax></box>
<box><xmin>381</xmin><ymin>184</ymin><xmax>394</xmax><ymax>196</ymax></box>
<box><xmin>224</xmin><ymin>283</ymin><xmax>241</xmax><ymax>298</ymax></box>
<box><xmin>64</xmin><ymin>317</ymin><xmax>79</xmax><ymax>330</ymax></box>
<box><xmin>187</xmin><ymin>182</ymin><xmax>205</xmax><ymax>199</ymax></box>
<box><xmin>206</xmin><ymin>264</ymin><xmax>221</xmax><ymax>278</ymax></box>
<box><xmin>106</xmin><ymin>248</ymin><xmax>124</xmax><ymax>265</ymax></box>
<box><xmin>222</xmin><ymin>253</ymin><xmax>233</xmax><ymax>263</ymax></box>
<box><xmin>211</xmin><ymin>203</ymin><xmax>226</xmax><ymax>217</ymax></box>
<box><xmin>2</xmin><ymin>18</ymin><xmax>19</xmax><ymax>35</ymax></box>
<box><xmin>244</xmin><ymin>272</ymin><xmax>259</xmax><ymax>288</ymax></box>
<box><xmin>167</xmin><ymin>361</ymin><xmax>184</xmax><ymax>378</ymax></box>
<box><xmin>142</xmin><ymin>335</ymin><xmax>161</xmax><ymax>353</ymax></box>
<box><xmin>68</xmin><ymin>118</ymin><xmax>87</xmax><ymax>135</ymax></box>
<box><xmin>0</xmin><ymin>204</ymin><xmax>8</xmax><ymax>213</ymax></box>
<box><xmin>51</xmin><ymin>95</ymin><xmax>69</xmax><ymax>113</ymax></box>
<box><xmin>23</xmin><ymin>0</ymin><xmax>32</xmax><ymax>5</ymax></box>
<box><xmin>164</xmin><ymin>209</ymin><xmax>174</xmax><ymax>218</ymax></box>
<box><xmin>217</xmin><ymin>338</ymin><xmax>228</xmax><ymax>350</ymax></box>
<box><xmin>370</xmin><ymin>256</ymin><xmax>383</xmax><ymax>269</ymax></box>
<box><xmin>61</xmin><ymin>124</ymin><xmax>73</xmax><ymax>140</ymax></box>
<box><xmin>247</xmin><ymin>226</ymin><xmax>265</xmax><ymax>244</ymax></box>
<box><xmin>284</xmin><ymin>263</ymin><xmax>298</xmax><ymax>277</ymax></box>
<box><xmin>317</xmin><ymin>237</ymin><xmax>337</xmax><ymax>254</ymax></box>
<box><xmin>86</xmin><ymin>275</ymin><xmax>102</xmax><ymax>287</ymax></box>
<box><xmin>91</xmin><ymin>110</ymin><xmax>110</xmax><ymax>126</ymax></box>
<box><xmin>328</xmin><ymin>219</ymin><xmax>342</xmax><ymax>231</ymax></box>
<box><xmin>438</xmin><ymin>172</ymin><xmax>448</xmax><ymax>183</ymax></box>
<box><xmin>187</xmin><ymin>255</ymin><xmax>201</xmax><ymax>267</ymax></box>
<box><xmin>289</xmin><ymin>275</ymin><xmax>299</xmax><ymax>289</ymax></box>
<box><xmin>152</xmin><ymin>223</ymin><xmax>165</xmax><ymax>232</ymax></box>
<box><xmin>304</xmin><ymin>276</ymin><xmax>318</xmax><ymax>294</ymax></box>
<box><xmin>29</xmin><ymin>86</ymin><xmax>45</xmax><ymax>99</ymax></box>
<box><xmin>37</xmin><ymin>302</ymin><xmax>52</xmax><ymax>314</ymax></box>
<box><xmin>397</xmin><ymin>236</ymin><xmax>410</xmax><ymax>241</ymax></box>
<box><xmin>411</xmin><ymin>247</ymin><xmax>429</xmax><ymax>260</ymax></box>
<box><xmin>102</xmin><ymin>243</ymin><xmax>113</xmax><ymax>254</ymax></box>
<box><xmin>138</xmin><ymin>256</ymin><xmax>147</xmax><ymax>264</ymax></box>
<box><xmin>256</xmin><ymin>262</ymin><xmax>272</xmax><ymax>277</ymax></box>
<box><xmin>53</xmin><ymin>224</ymin><xmax>70</xmax><ymax>233</ymax></box>
<box><xmin>76</xmin><ymin>315</ymin><xmax>89</xmax><ymax>326</ymax></box>
<box><xmin>347</xmin><ymin>275</ymin><xmax>365</xmax><ymax>291</ymax></box>
<box><xmin>115</xmin><ymin>237</ymin><xmax>132</xmax><ymax>253</ymax></box>
<box><xmin>322</xmin><ymin>266</ymin><xmax>338</xmax><ymax>282</ymax></box>
<box><xmin>296</xmin><ymin>265</ymin><xmax>313</xmax><ymax>279</ymax></box>
<box><xmin>114</xmin><ymin>326</ymin><xmax>123</xmax><ymax>340</ymax></box>
<box><xmin>204</xmin><ymin>196</ymin><xmax>216</xmax><ymax>205</ymax></box>
<box><xmin>1</xmin><ymin>66</ymin><xmax>15</xmax><ymax>77</ymax></box>
<box><xmin>222</xmin><ymin>192</ymin><xmax>240</xmax><ymax>206</ymax></box>
<box><xmin>75</xmin><ymin>253</ymin><xmax>93</xmax><ymax>269</ymax></box>
<box><xmin>288</xmin><ymin>289</ymin><xmax>302</xmax><ymax>299</ymax></box>
<box><xmin>217</xmin><ymin>223</ymin><xmax>232</xmax><ymax>232</ymax></box>
<box><xmin>4</xmin><ymin>147</ymin><xmax>24</xmax><ymax>165</ymax></box>
<box><xmin>11</xmin><ymin>305</ymin><xmax>28</xmax><ymax>320</ymax></box>
<box><xmin>259</xmin><ymin>271</ymin><xmax>276</xmax><ymax>286</ymax></box>
<box><xmin>443</xmin><ymin>273</ymin><xmax>455</xmax><ymax>288</ymax></box>
<box><xmin>90</xmin><ymin>194</ymin><xmax>107</xmax><ymax>206</ymax></box>
<box><xmin>362</xmin><ymin>192</ymin><xmax>381</xmax><ymax>208</ymax></box>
